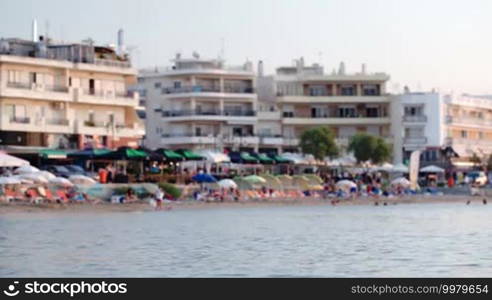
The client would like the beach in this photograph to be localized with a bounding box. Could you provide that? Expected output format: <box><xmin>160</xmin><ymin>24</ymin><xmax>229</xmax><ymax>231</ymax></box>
<box><xmin>0</xmin><ymin>194</ymin><xmax>486</xmax><ymax>214</ymax></box>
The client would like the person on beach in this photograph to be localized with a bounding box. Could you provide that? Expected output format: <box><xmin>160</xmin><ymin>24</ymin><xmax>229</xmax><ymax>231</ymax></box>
<box><xmin>154</xmin><ymin>188</ymin><xmax>164</xmax><ymax>210</ymax></box>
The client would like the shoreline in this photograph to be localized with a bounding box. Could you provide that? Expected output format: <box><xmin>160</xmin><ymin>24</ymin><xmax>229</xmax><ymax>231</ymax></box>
<box><xmin>0</xmin><ymin>194</ymin><xmax>487</xmax><ymax>214</ymax></box>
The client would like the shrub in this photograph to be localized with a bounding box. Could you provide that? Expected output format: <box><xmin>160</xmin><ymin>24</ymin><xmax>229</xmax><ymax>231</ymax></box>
<box><xmin>158</xmin><ymin>182</ymin><xmax>182</xmax><ymax>199</ymax></box>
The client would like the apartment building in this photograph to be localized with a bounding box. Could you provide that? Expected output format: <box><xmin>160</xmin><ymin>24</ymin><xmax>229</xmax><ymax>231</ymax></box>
<box><xmin>444</xmin><ymin>94</ymin><xmax>492</xmax><ymax>160</ymax></box>
<box><xmin>391</xmin><ymin>90</ymin><xmax>445</xmax><ymax>165</ymax></box>
<box><xmin>140</xmin><ymin>53</ymin><xmax>258</xmax><ymax>151</ymax></box>
<box><xmin>257</xmin><ymin>58</ymin><xmax>393</xmax><ymax>154</ymax></box>
<box><xmin>0</xmin><ymin>33</ymin><xmax>144</xmax><ymax>150</ymax></box>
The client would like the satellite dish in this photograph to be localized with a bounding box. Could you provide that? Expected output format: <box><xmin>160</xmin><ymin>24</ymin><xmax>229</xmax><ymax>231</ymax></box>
<box><xmin>192</xmin><ymin>51</ymin><xmax>200</xmax><ymax>59</ymax></box>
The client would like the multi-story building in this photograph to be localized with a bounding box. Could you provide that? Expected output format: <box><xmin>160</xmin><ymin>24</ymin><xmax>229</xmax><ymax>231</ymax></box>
<box><xmin>391</xmin><ymin>90</ymin><xmax>445</xmax><ymax>165</ymax></box>
<box><xmin>444</xmin><ymin>94</ymin><xmax>492</xmax><ymax>160</ymax></box>
<box><xmin>140</xmin><ymin>53</ymin><xmax>258</xmax><ymax>151</ymax></box>
<box><xmin>257</xmin><ymin>58</ymin><xmax>393</xmax><ymax>154</ymax></box>
<box><xmin>0</xmin><ymin>31</ymin><xmax>144</xmax><ymax>150</ymax></box>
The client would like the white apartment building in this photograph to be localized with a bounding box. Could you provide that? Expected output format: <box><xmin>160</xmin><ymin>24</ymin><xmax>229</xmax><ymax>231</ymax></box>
<box><xmin>257</xmin><ymin>58</ymin><xmax>393</xmax><ymax>154</ymax></box>
<box><xmin>0</xmin><ymin>31</ymin><xmax>144</xmax><ymax>150</ymax></box>
<box><xmin>139</xmin><ymin>53</ymin><xmax>258</xmax><ymax>151</ymax></box>
<box><xmin>444</xmin><ymin>94</ymin><xmax>492</xmax><ymax>160</ymax></box>
<box><xmin>391</xmin><ymin>90</ymin><xmax>445</xmax><ymax>165</ymax></box>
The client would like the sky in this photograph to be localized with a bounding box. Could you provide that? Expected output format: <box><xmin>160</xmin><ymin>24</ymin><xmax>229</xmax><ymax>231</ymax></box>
<box><xmin>1</xmin><ymin>0</ymin><xmax>492</xmax><ymax>94</ymax></box>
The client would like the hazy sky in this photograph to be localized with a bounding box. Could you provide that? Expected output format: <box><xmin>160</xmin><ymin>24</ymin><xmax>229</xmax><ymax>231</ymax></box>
<box><xmin>1</xmin><ymin>0</ymin><xmax>492</xmax><ymax>94</ymax></box>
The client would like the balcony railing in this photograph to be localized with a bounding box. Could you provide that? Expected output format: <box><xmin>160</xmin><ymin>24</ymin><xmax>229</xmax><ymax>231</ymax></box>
<box><xmin>93</xmin><ymin>58</ymin><xmax>131</xmax><ymax>68</ymax></box>
<box><xmin>7</xmin><ymin>82</ymin><xmax>31</xmax><ymax>89</ymax></box>
<box><xmin>162</xmin><ymin>85</ymin><xmax>254</xmax><ymax>94</ymax></box>
<box><xmin>9</xmin><ymin>116</ymin><xmax>30</xmax><ymax>124</ymax></box>
<box><xmin>403</xmin><ymin>115</ymin><xmax>427</xmax><ymax>122</ymax></box>
<box><xmin>403</xmin><ymin>137</ymin><xmax>428</xmax><ymax>144</ymax></box>
<box><xmin>83</xmin><ymin>120</ymin><xmax>107</xmax><ymax>128</ymax></box>
<box><xmin>161</xmin><ymin>109</ymin><xmax>256</xmax><ymax>117</ymax></box>
<box><xmin>282</xmin><ymin>112</ymin><xmax>388</xmax><ymax>118</ymax></box>
<box><xmin>44</xmin><ymin>85</ymin><xmax>69</xmax><ymax>93</ymax></box>
<box><xmin>46</xmin><ymin>118</ymin><xmax>69</xmax><ymax>126</ymax></box>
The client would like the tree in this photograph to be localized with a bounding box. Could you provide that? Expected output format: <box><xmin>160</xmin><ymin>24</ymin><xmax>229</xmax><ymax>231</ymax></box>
<box><xmin>299</xmin><ymin>127</ymin><xmax>339</xmax><ymax>160</ymax></box>
<box><xmin>348</xmin><ymin>133</ymin><xmax>391</xmax><ymax>164</ymax></box>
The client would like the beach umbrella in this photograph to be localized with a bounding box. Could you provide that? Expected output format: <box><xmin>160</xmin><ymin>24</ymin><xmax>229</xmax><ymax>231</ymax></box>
<box><xmin>420</xmin><ymin>165</ymin><xmax>445</xmax><ymax>173</ymax></box>
<box><xmin>14</xmin><ymin>165</ymin><xmax>40</xmax><ymax>174</ymax></box>
<box><xmin>392</xmin><ymin>163</ymin><xmax>409</xmax><ymax>173</ymax></box>
<box><xmin>191</xmin><ymin>173</ymin><xmax>217</xmax><ymax>183</ymax></box>
<box><xmin>336</xmin><ymin>180</ymin><xmax>357</xmax><ymax>191</ymax></box>
<box><xmin>156</xmin><ymin>149</ymin><xmax>184</xmax><ymax>161</ymax></box>
<box><xmin>258</xmin><ymin>174</ymin><xmax>283</xmax><ymax>190</ymax></box>
<box><xmin>233</xmin><ymin>177</ymin><xmax>254</xmax><ymax>190</ymax></box>
<box><xmin>69</xmin><ymin>175</ymin><xmax>97</xmax><ymax>185</ymax></box>
<box><xmin>176</xmin><ymin>149</ymin><xmax>205</xmax><ymax>161</ymax></box>
<box><xmin>19</xmin><ymin>173</ymin><xmax>49</xmax><ymax>184</ymax></box>
<box><xmin>196</xmin><ymin>150</ymin><xmax>230</xmax><ymax>163</ymax></box>
<box><xmin>0</xmin><ymin>153</ymin><xmax>30</xmax><ymax>167</ymax></box>
<box><xmin>375</xmin><ymin>162</ymin><xmax>394</xmax><ymax>172</ymax></box>
<box><xmin>391</xmin><ymin>177</ymin><xmax>411</xmax><ymax>188</ymax></box>
<box><xmin>242</xmin><ymin>175</ymin><xmax>266</xmax><ymax>184</ymax></box>
<box><xmin>304</xmin><ymin>174</ymin><xmax>323</xmax><ymax>185</ymax></box>
<box><xmin>137</xmin><ymin>147</ymin><xmax>164</xmax><ymax>161</ymax></box>
<box><xmin>217</xmin><ymin>179</ymin><xmax>237</xmax><ymax>189</ymax></box>
<box><xmin>0</xmin><ymin>177</ymin><xmax>21</xmax><ymax>185</ymax></box>
<box><xmin>38</xmin><ymin>170</ymin><xmax>56</xmax><ymax>181</ymax></box>
<box><xmin>49</xmin><ymin>177</ymin><xmax>74</xmax><ymax>187</ymax></box>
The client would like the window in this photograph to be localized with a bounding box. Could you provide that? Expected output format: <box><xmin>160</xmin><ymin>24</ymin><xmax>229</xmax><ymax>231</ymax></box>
<box><xmin>338</xmin><ymin>107</ymin><xmax>356</xmax><ymax>118</ymax></box>
<box><xmin>341</xmin><ymin>85</ymin><xmax>355</xmax><ymax>96</ymax></box>
<box><xmin>479</xmin><ymin>132</ymin><xmax>484</xmax><ymax>139</ymax></box>
<box><xmin>366</xmin><ymin>107</ymin><xmax>379</xmax><ymax>117</ymax></box>
<box><xmin>308</xmin><ymin>85</ymin><xmax>327</xmax><ymax>96</ymax></box>
<box><xmin>154</xmin><ymin>82</ymin><xmax>162</xmax><ymax>89</ymax></box>
<box><xmin>461</xmin><ymin>130</ymin><xmax>467</xmax><ymax>138</ymax></box>
<box><xmin>173</xmin><ymin>81</ymin><xmax>181</xmax><ymax>89</ymax></box>
<box><xmin>362</xmin><ymin>84</ymin><xmax>379</xmax><ymax>96</ymax></box>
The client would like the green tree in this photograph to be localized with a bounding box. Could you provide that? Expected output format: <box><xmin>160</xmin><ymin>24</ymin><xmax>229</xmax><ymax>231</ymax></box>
<box><xmin>299</xmin><ymin>127</ymin><xmax>339</xmax><ymax>160</ymax></box>
<box><xmin>348</xmin><ymin>133</ymin><xmax>391</xmax><ymax>164</ymax></box>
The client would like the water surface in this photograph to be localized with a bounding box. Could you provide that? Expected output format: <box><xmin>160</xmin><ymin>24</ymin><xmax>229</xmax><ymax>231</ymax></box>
<box><xmin>1</xmin><ymin>203</ymin><xmax>491</xmax><ymax>277</ymax></box>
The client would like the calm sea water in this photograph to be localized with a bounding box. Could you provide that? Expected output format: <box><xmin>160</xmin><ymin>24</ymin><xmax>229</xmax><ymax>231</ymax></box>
<box><xmin>1</xmin><ymin>203</ymin><xmax>492</xmax><ymax>277</ymax></box>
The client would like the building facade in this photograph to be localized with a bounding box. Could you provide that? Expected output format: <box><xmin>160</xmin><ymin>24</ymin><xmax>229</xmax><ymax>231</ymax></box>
<box><xmin>257</xmin><ymin>58</ymin><xmax>393</xmax><ymax>154</ymax></box>
<box><xmin>391</xmin><ymin>91</ymin><xmax>445</xmax><ymax>165</ymax></box>
<box><xmin>139</xmin><ymin>54</ymin><xmax>258</xmax><ymax>151</ymax></box>
<box><xmin>0</xmin><ymin>35</ymin><xmax>144</xmax><ymax>150</ymax></box>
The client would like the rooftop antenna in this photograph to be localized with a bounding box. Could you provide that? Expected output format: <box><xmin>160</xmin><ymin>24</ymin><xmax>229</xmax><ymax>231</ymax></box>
<box><xmin>45</xmin><ymin>20</ymin><xmax>50</xmax><ymax>41</ymax></box>
<box><xmin>32</xmin><ymin>19</ymin><xmax>38</xmax><ymax>42</ymax></box>
<box><xmin>220</xmin><ymin>37</ymin><xmax>225</xmax><ymax>61</ymax></box>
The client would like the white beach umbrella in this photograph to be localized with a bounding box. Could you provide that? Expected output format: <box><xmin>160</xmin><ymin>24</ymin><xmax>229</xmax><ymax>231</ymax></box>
<box><xmin>336</xmin><ymin>180</ymin><xmax>357</xmax><ymax>191</ymax></box>
<box><xmin>14</xmin><ymin>165</ymin><xmax>40</xmax><ymax>174</ymax></box>
<box><xmin>392</xmin><ymin>163</ymin><xmax>409</xmax><ymax>173</ymax></box>
<box><xmin>49</xmin><ymin>177</ymin><xmax>73</xmax><ymax>187</ymax></box>
<box><xmin>196</xmin><ymin>150</ymin><xmax>231</xmax><ymax>163</ymax></box>
<box><xmin>69</xmin><ymin>175</ymin><xmax>96</xmax><ymax>185</ymax></box>
<box><xmin>0</xmin><ymin>153</ymin><xmax>30</xmax><ymax>167</ymax></box>
<box><xmin>0</xmin><ymin>177</ymin><xmax>21</xmax><ymax>185</ymax></box>
<box><xmin>375</xmin><ymin>162</ymin><xmax>394</xmax><ymax>172</ymax></box>
<box><xmin>391</xmin><ymin>177</ymin><xmax>411</xmax><ymax>188</ymax></box>
<box><xmin>38</xmin><ymin>170</ymin><xmax>56</xmax><ymax>180</ymax></box>
<box><xmin>420</xmin><ymin>165</ymin><xmax>445</xmax><ymax>173</ymax></box>
<box><xmin>218</xmin><ymin>179</ymin><xmax>237</xmax><ymax>189</ymax></box>
<box><xmin>19</xmin><ymin>173</ymin><xmax>49</xmax><ymax>184</ymax></box>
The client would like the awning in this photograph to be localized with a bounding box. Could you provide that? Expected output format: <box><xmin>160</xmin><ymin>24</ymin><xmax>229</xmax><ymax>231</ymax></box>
<box><xmin>68</xmin><ymin>148</ymin><xmax>112</xmax><ymax>159</ymax></box>
<box><xmin>240</xmin><ymin>152</ymin><xmax>258</xmax><ymax>163</ymax></box>
<box><xmin>156</xmin><ymin>149</ymin><xmax>184</xmax><ymax>161</ymax></box>
<box><xmin>256</xmin><ymin>153</ymin><xmax>274</xmax><ymax>164</ymax></box>
<box><xmin>271</xmin><ymin>154</ymin><xmax>291</xmax><ymax>164</ymax></box>
<box><xmin>40</xmin><ymin>149</ymin><xmax>67</xmax><ymax>159</ymax></box>
<box><xmin>0</xmin><ymin>152</ymin><xmax>30</xmax><ymax>167</ymax></box>
<box><xmin>98</xmin><ymin>147</ymin><xmax>148</xmax><ymax>160</ymax></box>
<box><xmin>177</xmin><ymin>150</ymin><xmax>204</xmax><ymax>161</ymax></box>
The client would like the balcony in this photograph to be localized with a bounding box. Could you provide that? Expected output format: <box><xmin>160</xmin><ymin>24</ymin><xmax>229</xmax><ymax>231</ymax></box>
<box><xmin>44</xmin><ymin>118</ymin><xmax>72</xmax><ymax>134</ymax></box>
<box><xmin>403</xmin><ymin>137</ymin><xmax>428</xmax><ymax>145</ymax></box>
<box><xmin>282</xmin><ymin>115</ymin><xmax>390</xmax><ymax>125</ymax></box>
<box><xmin>446</xmin><ymin>115</ymin><xmax>492</xmax><ymax>128</ymax></box>
<box><xmin>9</xmin><ymin>116</ymin><xmax>30</xmax><ymax>124</ymax></box>
<box><xmin>259</xmin><ymin>135</ymin><xmax>284</xmax><ymax>146</ymax></box>
<box><xmin>161</xmin><ymin>85</ymin><xmax>256</xmax><ymax>99</ymax></box>
<box><xmin>403</xmin><ymin>115</ymin><xmax>427</xmax><ymax>122</ymax></box>
<box><xmin>277</xmin><ymin>95</ymin><xmax>388</xmax><ymax>104</ymax></box>
<box><xmin>161</xmin><ymin>134</ymin><xmax>217</xmax><ymax>145</ymax></box>
<box><xmin>160</xmin><ymin>109</ymin><xmax>257</xmax><ymax>124</ymax></box>
<box><xmin>73</xmin><ymin>88</ymin><xmax>139</xmax><ymax>107</ymax></box>
<box><xmin>1</xmin><ymin>82</ymin><xmax>72</xmax><ymax>102</ymax></box>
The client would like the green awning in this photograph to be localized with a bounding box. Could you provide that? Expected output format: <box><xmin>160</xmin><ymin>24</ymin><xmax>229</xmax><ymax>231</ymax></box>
<box><xmin>98</xmin><ymin>147</ymin><xmax>148</xmax><ymax>160</ymax></box>
<box><xmin>40</xmin><ymin>149</ymin><xmax>67</xmax><ymax>159</ymax></box>
<box><xmin>272</xmin><ymin>155</ymin><xmax>291</xmax><ymax>163</ymax></box>
<box><xmin>240</xmin><ymin>152</ymin><xmax>258</xmax><ymax>162</ymax></box>
<box><xmin>257</xmin><ymin>153</ymin><xmax>274</xmax><ymax>163</ymax></box>
<box><xmin>157</xmin><ymin>149</ymin><xmax>184</xmax><ymax>161</ymax></box>
<box><xmin>178</xmin><ymin>150</ymin><xmax>204</xmax><ymax>161</ymax></box>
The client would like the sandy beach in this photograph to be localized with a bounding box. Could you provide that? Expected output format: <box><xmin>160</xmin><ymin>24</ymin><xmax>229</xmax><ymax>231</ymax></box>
<box><xmin>0</xmin><ymin>194</ymin><xmax>486</xmax><ymax>214</ymax></box>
